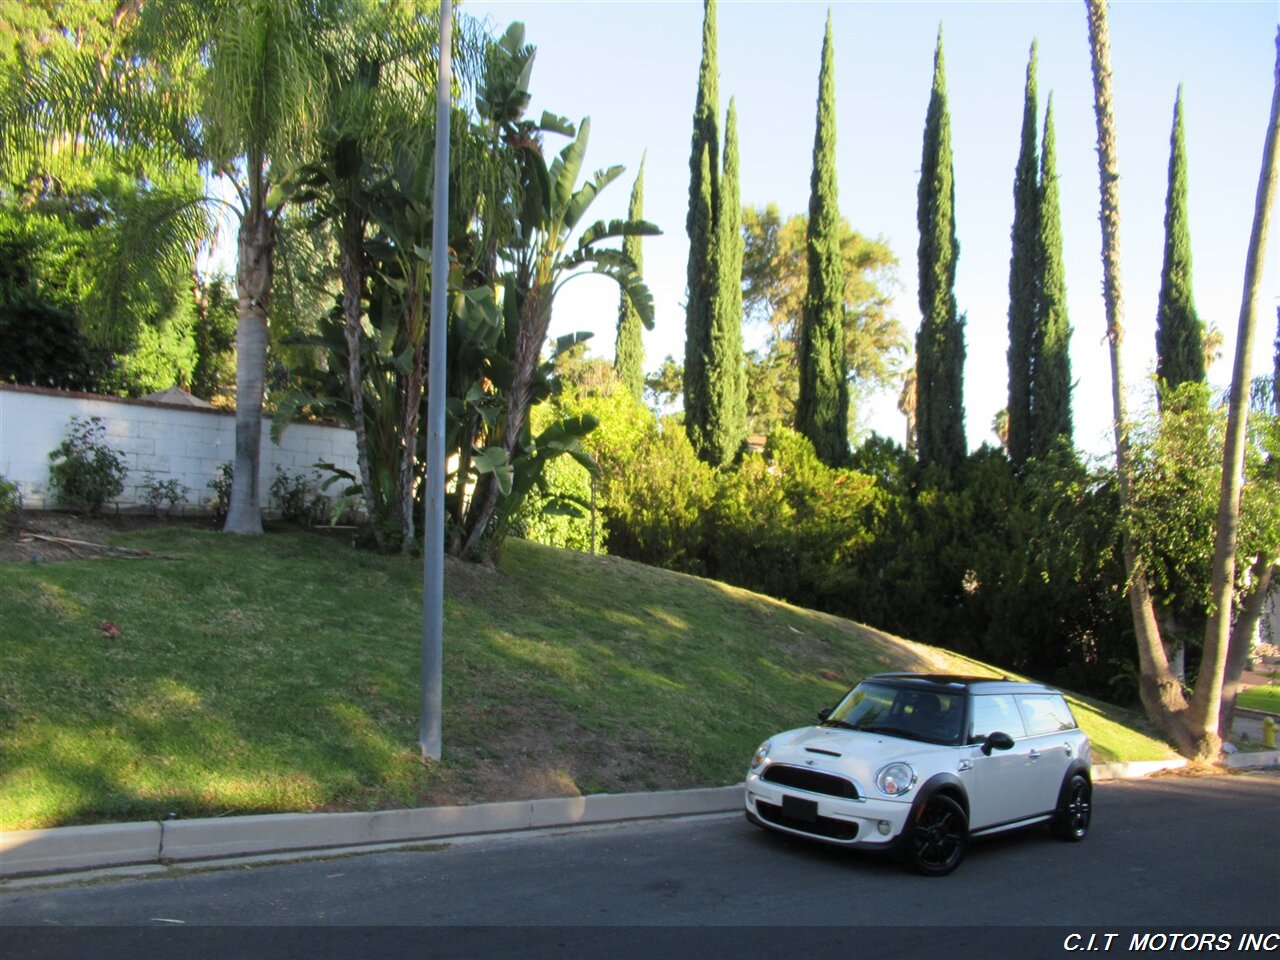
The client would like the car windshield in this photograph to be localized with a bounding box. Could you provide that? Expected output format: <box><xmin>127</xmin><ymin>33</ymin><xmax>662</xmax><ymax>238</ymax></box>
<box><xmin>823</xmin><ymin>682</ymin><xmax>965</xmax><ymax>745</ymax></box>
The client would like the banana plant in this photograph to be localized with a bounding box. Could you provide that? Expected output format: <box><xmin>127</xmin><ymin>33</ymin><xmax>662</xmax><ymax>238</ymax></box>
<box><xmin>454</xmin><ymin>111</ymin><xmax>661</xmax><ymax>560</ymax></box>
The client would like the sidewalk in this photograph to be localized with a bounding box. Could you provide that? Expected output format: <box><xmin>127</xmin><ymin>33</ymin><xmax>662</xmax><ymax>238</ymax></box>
<box><xmin>4</xmin><ymin>753</ymin><xmax>1275</xmax><ymax>882</ymax></box>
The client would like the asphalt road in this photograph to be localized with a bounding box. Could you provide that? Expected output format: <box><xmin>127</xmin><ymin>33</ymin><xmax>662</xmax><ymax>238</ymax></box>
<box><xmin>3</xmin><ymin>772</ymin><xmax>1276</xmax><ymax>959</ymax></box>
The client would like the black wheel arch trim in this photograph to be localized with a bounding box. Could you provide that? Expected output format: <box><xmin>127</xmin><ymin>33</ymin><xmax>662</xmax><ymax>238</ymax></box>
<box><xmin>1060</xmin><ymin>760</ymin><xmax>1092</xmax><ymax>792</ymax></box>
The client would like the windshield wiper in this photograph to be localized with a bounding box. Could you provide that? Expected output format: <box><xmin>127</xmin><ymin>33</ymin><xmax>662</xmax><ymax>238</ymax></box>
<box><xmin>819</xmin><ymin>718</ymin><xmax>858</xmax><ymax>729</ymax></box>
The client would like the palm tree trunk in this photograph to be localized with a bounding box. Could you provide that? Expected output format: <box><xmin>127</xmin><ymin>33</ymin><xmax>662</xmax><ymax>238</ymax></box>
<box><xmin>225</xmin><ymin>189</ymin><xmax>273</xmax><ymax>536</ymax></box>
<box><xmin>1187</xmin><ymin>30</ymin><xmax>1280</xmax><ymax>757</ymax></box>
<box><xmin>1085</xmin><ymin>0</ymin><xmax>1192</xmax><ymax>751</ymax></box>
<box><xmin>339</xmin><ymin>200</ymin><xmax>386</xmax><ymax>552</ymax></box>
<box><xmin>398</xmin><ymin>273</ymin><xmax>428</xmax><ymax>553</ymax></box>
<box><xmin>1220</xmin><ymin>561</ymin><xmax>1277</xmax><ymax>735</ymax></box>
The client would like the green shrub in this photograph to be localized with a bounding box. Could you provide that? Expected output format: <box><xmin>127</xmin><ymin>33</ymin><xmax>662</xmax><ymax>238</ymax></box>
<box><xmin>0</xmin><ymin>475</ymin><xmax>22</xmax><ymax>533</ymax></box>
<box><xmin>140</xmin><ymin>471</ymin><xmax>190</xmax><ymax>518</ymax></box>
<box><xmin>270</xmin><ymin>468</ymin><xmax>327</xmax><ymax>526</ymax></box>
<box><xmin>47</xmin><ymin>416</ymin><xmax>127</xmax><ymax>516</ymax></box>
<box><xmin>601</xmin><ymin>418</ymin><xmax>714</xmax><ymax>573</ymax></box>
<box><xmin>208</xmin><ymin>461</ymin><xmax>233</xmax><ymax>525</ymax></box>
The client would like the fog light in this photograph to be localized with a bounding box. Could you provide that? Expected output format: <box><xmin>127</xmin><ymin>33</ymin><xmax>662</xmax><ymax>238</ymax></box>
<box><xmin>877</xmin><ymin>820</ymin><xmax>892</xmax><ymax>836</ymax></box>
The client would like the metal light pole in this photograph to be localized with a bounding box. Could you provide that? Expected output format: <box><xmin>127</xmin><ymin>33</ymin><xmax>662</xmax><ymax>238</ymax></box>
<box><xmin>420</xmin><ymin>0</ymin><xmax>452</xmax><ymax>761</ymax></box>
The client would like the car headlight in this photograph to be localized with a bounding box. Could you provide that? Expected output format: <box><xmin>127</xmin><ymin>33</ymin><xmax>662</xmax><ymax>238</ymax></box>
<box><xmin>750</xmin><ymin>740</ymin><xmax>772</xmax><ymax>770</ymax></box>
<box><xmin>875</xmin><ymin>761</ymin><xmax>917</xmax><ymax>797</ymax></box>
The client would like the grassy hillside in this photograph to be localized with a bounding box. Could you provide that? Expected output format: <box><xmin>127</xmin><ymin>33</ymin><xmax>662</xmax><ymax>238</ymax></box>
<box><xmin>0</xmin><ymin>525</ymin><xmax>1177</xmax><ymax>831</ymax></box>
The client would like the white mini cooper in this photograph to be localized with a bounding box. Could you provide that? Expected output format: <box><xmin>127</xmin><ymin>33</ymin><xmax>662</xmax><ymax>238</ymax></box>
<box><xmin>744</xmin><ymin>673</ymin><xmax>1092</xmax><ymax>875</ymax></box>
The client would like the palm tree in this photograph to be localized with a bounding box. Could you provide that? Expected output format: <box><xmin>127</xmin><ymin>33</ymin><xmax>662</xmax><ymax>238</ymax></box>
<box><xmin>1088</xmin><ymin>3</ymin><xmax>1280</xmax><ymax>759</ymax></box>
<box><xmin>1085</xmin><ymin>0</ymin><xmax>1192</xmax><ymax>752</ymax></box>
<box><xmin>140</xmin><ymin>0</ymin><xmax>335</xmax><ymax>534</ymax></box>
<box><xmin>1186</xmin><ymin>27</ymin><xmax>1280</xmax><ymax>756</ymax></box>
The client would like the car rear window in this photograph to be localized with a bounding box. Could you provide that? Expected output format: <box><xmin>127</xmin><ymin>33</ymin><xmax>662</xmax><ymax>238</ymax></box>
<box><xmin>1016</xmin><ymin>694</ymin><xmax>1077</xmax><ymax>736</ymax></box>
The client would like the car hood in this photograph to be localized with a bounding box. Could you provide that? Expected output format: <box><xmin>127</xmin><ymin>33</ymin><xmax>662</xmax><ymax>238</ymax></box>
<box><xmin>763</xmin><ymin>725</ymin><xmax>954</xmax><ymax>788</ymax></box>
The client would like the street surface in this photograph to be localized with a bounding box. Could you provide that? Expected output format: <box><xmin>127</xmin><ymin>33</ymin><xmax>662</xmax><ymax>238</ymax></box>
<box><xmin>3</xmin><ymin>772</ymin><xmax>1276</xmax><ymax>959</ymax></box>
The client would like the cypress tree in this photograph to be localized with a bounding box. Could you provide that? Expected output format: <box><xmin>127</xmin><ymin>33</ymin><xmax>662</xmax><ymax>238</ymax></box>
<box><xmin>1155</xmin><ymin>87</ymin><xmax>1205</xmax><ymax>398</ymax></box>
<box><xmin>615</xmin><ymin>156</ymin><xmax>647</xmax><ymax>402</ymax></box>
<box><xmin>797</xmin><ymin>12</ymin><xmax>849</xmax><ymax>466</ymax></box>
<box><xmin>1029</xmin><ymin>95</ymin><xmax>1074</xmax><ymax>455</ymax></box>
<box><xmin>705</xmin><ymin>99</ymin><xmax>746</xmax><ymax>465</ymax></box>
<box><xmin>683</xmin><ymin>0</ymin><xmax>720</xmax><ymax>457</ymax></box>
<box><xmin>1006</xmin><ymin>42</ymin><xmax>1039</xmax><ymax>466</ymax></box>
<box><xmin>915</xmin><ymin>30</ymin><xmax>966</xmax><ymax>471</ymax></box>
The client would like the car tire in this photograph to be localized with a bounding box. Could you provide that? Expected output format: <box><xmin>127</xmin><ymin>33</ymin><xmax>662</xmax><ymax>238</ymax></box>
<box><xmin>1052</xmin><ymin>774</ymin><xmax>1091</xmax><ymax>842</ymax></box>
<box><xmin>905</xmin><ymin>794</ymin><xmax>969</xmax><ymax>876</ymax></box>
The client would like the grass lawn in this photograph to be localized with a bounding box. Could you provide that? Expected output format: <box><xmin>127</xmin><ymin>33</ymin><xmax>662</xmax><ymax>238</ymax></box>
<box><xmin>1237</xmin><ymin>683</ymin><xmax>1280</xmax><ymax>714</ymax></box>
<box><xmin>0</xmin><ymin>525</ymin><xmax>1178</xmax><ymax>831</ymax></box>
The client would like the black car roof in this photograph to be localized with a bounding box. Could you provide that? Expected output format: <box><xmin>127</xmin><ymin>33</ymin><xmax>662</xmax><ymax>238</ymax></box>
<box><xmin>865</xmin><ymin>673</ymin><xmax>1061</xmax><ymax>695</ymax></box>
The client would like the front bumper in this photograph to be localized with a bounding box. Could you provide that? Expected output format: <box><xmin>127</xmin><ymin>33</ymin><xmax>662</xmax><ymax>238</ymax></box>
<box><xmin>744</xmin><ymin>768</ymin><xmax>913</xmax><ymax>850</ymax></box>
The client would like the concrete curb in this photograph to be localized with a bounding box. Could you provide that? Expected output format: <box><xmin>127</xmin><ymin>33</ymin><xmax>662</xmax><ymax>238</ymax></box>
<box><xmin>5</xmin><ymin>752</ymin><xmax>1275</xmax><ymax>880</ymax></box>
<box><xmin>1090</xmin><ymin>759</ymin><xmax>1187</xmax><ymax>781</ymax></box>
<box><xmin>1</xmin><ymin>786</ymin><xmax>742</xmax><ymax>880</ymax></box>
<box><xmin>0</xmin><ymin>821</ymin><xmax>161</xmax><ymax>878</ymax></box>
<box><xmin>1223</xmin><ymin>750</ymin><xmax>1280</xmax><ymax>770</ymax></box>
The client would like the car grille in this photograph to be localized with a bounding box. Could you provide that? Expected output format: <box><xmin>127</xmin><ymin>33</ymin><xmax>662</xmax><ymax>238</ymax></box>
<box><xmin>762</xmin><ymin>764</ymin><xmax>859</xmax><ymax>799</ymax></box>
<box><xmin>756</xmin><ymin>800</ymin><xmax>859</xmax><ymax>841</ymax></box>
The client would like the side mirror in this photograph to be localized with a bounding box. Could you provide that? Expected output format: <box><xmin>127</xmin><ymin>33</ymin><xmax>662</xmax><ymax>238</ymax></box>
<box><xmin>818</xmin><ymin>707</ymin><xmax>832</xmax><ymax>722</ymax></box>
<box><xmin>981</xmin><ymin>731</ymin><xmax>1015</xmax><ymax>756</ymax></box>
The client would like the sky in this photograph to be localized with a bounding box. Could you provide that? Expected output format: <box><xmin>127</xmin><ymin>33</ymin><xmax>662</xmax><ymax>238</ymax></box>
<box><xmin>453</xmin><ymin>0</ymin><xmax>1278</xmax><ymax>459</ymax></box>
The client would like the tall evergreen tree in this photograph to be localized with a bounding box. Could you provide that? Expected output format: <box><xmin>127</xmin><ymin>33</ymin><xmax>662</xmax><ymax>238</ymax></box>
<box><xmin>1155</xmin><ymin>87</ymin><xmax>1205</xmax><ymax>398</ymax></box>
<box><xmin>615</xmin><ymin>156</ymin><xmax>647</xmax><ymax>402</ymax></box>
<box><xmin>683</xmin><ymin>0</ymin><xmax>720</xmax><ymax>457</ymax></box>
<box><xmin>1029</xmin><ymin>95</ymin><xmax>1073</xmax><ymax>455</ymax></box>
<box><xmin>1006</xmin><ymin>42</ymin><xmax>1039</xmax><ymax>467</ymax></box>
<box><xmin>705</xmin><ymin>99</ymin><xmax>746</xmax><ymax>465</ymax></box>
<box><xmin>797</xmin><ymin>12</ymin><xmax>849</xmax><ymax>466</ymax></box>
<box><xmin>915</xmin><ymin>30</ymin><xmax>965</xmax><ymax>471</ymax></box>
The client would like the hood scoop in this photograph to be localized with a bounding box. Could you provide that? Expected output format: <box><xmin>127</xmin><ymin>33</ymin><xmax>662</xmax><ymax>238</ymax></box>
<box><xmin>805</xmin><ymin>747</ymin><xmax>842</xmax><ymax>758</ymax></box>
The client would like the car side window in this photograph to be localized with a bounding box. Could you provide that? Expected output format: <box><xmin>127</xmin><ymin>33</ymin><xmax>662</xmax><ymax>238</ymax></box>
<box><xmin>1016</xmin><ymin>694</ymin><xmax>1077</xmax><ymax>736</ymax></box>
<box><xmin>968</xmin><ymin>694</ymin><xmax>1026</xmax><ymax>742</ymax></box>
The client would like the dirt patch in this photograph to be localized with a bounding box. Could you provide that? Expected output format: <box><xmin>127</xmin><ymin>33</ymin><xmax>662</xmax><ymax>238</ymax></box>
<box><xmin>0</xmin><ymin>511</ymin><xmax>209</xmax><ymax>564</ymax></box>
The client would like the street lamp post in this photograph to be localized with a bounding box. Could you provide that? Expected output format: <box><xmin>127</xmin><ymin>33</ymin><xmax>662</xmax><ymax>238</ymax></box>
<box><xmin>420</xmin><ymin>0</ymin><xmax>452</xmax><ymax>761</ymax></box>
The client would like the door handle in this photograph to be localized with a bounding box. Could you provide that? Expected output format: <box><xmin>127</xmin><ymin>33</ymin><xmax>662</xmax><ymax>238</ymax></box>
<box><xmin>1028</xmin><ymin>749</ymin><xmax>1042</xmax><ymax>760</ymax></box>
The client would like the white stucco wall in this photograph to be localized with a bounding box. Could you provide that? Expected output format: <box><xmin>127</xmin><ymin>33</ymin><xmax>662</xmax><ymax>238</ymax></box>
<box><xmin>0</xmin><ymin>385</ymin><xmax>358</xmax><ymax>516</ymax></box>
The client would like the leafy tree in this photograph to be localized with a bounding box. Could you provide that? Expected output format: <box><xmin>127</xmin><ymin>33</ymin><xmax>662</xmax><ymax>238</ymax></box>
<box><xmin>615</xmin><ymin>157</ymin><xmax>647</xmax><ymax>402</ymax></box>
<box><xmin>741</xmin><ymin>205</ymin><xmax>902</xmax><ymax>437</ymax></box>
<box><xmin>645</xmin><ymin>355</ymin><xmax>684</xmax><ymax>415</ymax></box>
<box><xmin>1006</xmin><ymin>42</ymin><xmax>1039</xmax><ymax>467</ymax></box>
<box><xmin>915</xmin><ymin>31</ymin><xmax>965</xmax><ymax>472</ymax></box>
<box><xmin>797</xmin><ymin>14</ymin><xmax>849</xmax><ymax>467</ymax></box>
<box><xmin>1155</xmin><ymin>87</ymin><xmax>1206</xmax><ymax>398</ymax></box>
<box><xmin>0</xmin><ymin>4</ymin><xmax>208</xmax><ymax>396</ymax></box>
<box><xmin>1029</xmin><ymin>95</ymin><xmax>1073</xmax><ymax>456</ymax></box>
<box><xmin>190</xmin><ymin>274</ymin><xmax>238</xmax><ymax>403</ymax></box>
<box><xmin>683</xmin><ymin>0</ymin><xmax>720</xmax><ymax>461</ymax></box>
<box><xmin>704</xmin><ymin>99</ymin><xmax>746</xmax><ymax>466</ymax></box>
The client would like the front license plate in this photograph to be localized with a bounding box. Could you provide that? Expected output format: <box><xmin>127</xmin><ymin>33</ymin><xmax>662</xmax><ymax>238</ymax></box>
<box><xmin>782</xmin><ymin>795</ymin><xmax>818</xmax><ymax>823</ymax></box>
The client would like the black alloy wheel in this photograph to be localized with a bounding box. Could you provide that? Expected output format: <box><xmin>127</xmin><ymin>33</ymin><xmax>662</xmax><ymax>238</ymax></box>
<box><xmin>906</xmin><ymin>794</ymin><xmax>969</xmax><ymax>876</ymax></box>
<box><xmin>1052</xmin><ymin>774</ymin><xmax>1091</xmax><ymax>842</ymax></box>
